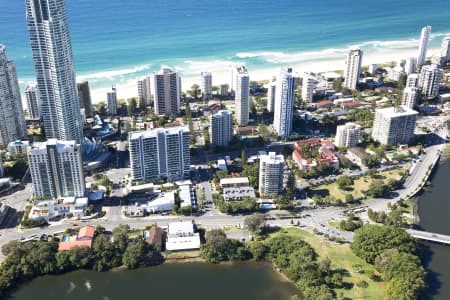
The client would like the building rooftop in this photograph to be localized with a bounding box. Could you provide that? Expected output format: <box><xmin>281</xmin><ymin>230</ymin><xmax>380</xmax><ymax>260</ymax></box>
<box><xmin>220</xmin><ymin>177</ymin><xmax>249</xmax><ymax>186</ymax></box>
<box><xmin>129</xmin><ymin>126</ymin><xmax>189</xmax><ymax>140</ymax></box>
<box><xmin>260</xmin><ymin>152</ymin><xmax>284</xmax><ymax>164</ymax></box>
<box><xmin>30</xmin><ymin>139</ymin><xmax>78</xmax><ymax>155</ymax></box>
<box><xmin>376</xmin><ymin>106</ymin><xmax>418</xmax><ymax>118</ymax></box>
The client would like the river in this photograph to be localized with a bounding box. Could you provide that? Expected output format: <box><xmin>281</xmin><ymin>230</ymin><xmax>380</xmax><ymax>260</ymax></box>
<box><xmin>8</xmin><ymin>262</ymin><xmax>300</xmax><ymax>300</ymax></box>
<box><xmin>417</xmin><ymin>158</ymin><xmax>450</xmax><ymax>300</ymax></box>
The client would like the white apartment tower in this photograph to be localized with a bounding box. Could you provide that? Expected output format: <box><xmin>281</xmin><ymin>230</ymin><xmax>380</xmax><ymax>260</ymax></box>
<box><xmin>402</xmin><ymin>87</ymin><xmax>418</xmax><ymax>109</ymax></box>
<box><xmin>334</xmin><ymin>122</ymin><xmax>361</xmax><ymax>148</ymax></box>
<box><xmin>441</xmin><ymin>37</ymin><xmax>450</xmax><ymax>64</ymax></box>
<box><xmin>273</xmin><ymin>68</ymin><xmax>295</xmax><ymax>138</ymax></box>
<box><xmin>418</xmin><ymin>64</ymin><xmax>442</xmax><ymax>98</ymax></box>
<box><xmin>129</xmin><ymin>127</ymin><xmax>190</xmax><ymax>181</ymax></box>
<box><xmin>26</xmin><ymin>0</ymin><xmax>83</xmax><ymax>143</ymax></box>
<box><xmin>235</xmin><ymin>66</ymin><xmax>250</xmax><ymax>126</ymax></box>
<box><xmin>259</xmin><ymin>152</ymin><xmax>285</xmax><ymax>196</ymax></box>
<box><xmin>25</xmin><ymin>84</ymin><xmax>41</xmax><ymax>120</ymax></box>
<box><xmin>28</xmin><ymin>139</ymin><xmax>85</xmax><ymax>198</ymax></box>
<box><xmin>201</xmin><ymin>72</ymin><xmax>212</xmax><ymax>100</ymax></box>
<box><xmin>405</xmin><ymin>57</ymin><xmax>417</xmax><ymax>75</ymax></box>
<box><xmin>0</xmin><ymin>45</ymin><xmax>27</xmax><ymax>147</ymax></box>
<box><xmin>406</xmin><ymin>73</ymin><xmax>419</xmax><ymax>88</ymax></box>
<box><xmin>344</xmin><ymin>48</ymin><xmax>363</xmax><ymax>90</ymax></box>
<box><xmin>153</xmin><ymin>68</ymin><xmax>181</xmax><ymax>116</ymax></box>
<box><xmin>137</xmin><ymin>76</ymin><xmax>152</xmax><ymax>108</ymax></box>
<box><xmin>210</xmin><ymin>110</ymin><xmax>232</xmax><ymax>147</ymax></box>
<box><xmin>267</xmin><ymin>77</ymin><xmax>276</xmax><ymax>113</ymax></box>
<box><xmin>107</xmin><ymin>86</ymin><xmax>118</xmax><ymax>115</ymax></box>
<box><xmin>372</xmin><ymin>106</ymin><xmax>418</xmax><ymax>145</ymax></box>
<box><xmin>417</xmin><ymin>26</ymin><xmax>432</xmax><ymax>67</ymax></box>
<box><xmin>301</xmin><ymin>75</ymin><xmax>315</xmax><ymax>103</ymax></box>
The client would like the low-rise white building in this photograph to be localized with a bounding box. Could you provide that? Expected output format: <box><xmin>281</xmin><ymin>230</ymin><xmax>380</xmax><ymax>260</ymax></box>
<box><xmin>220</xmin><ymin>177</ymin><xmax>250</xmax><ymax>188</ymax></box>
<box><xmin>8</xmin><ymin>140</ymin><xmax>29</xmax><ymax>158</ymax></box>
<box><xmin>223</xmin><ymin>187</ymin><xmax>255</xmax><ymax>201</ymax></box>
<box><xmin>144</xmin><ymin>192</ymin><xmax>175</xmax><ymax>213</ymax></box>
<box><xmin>28</xmin><ymin>197</ymin><xmax>88</xmax><ymax>221</ymax></box>
<box><xmin>166</xmin><ymin>220</ymin><xmax>200</xmax><ymax>251</ymax></box>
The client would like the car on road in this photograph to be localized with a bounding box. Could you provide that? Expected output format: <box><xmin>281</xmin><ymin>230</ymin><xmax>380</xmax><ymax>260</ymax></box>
<box><xmin>72</xmin><ymin>223</ymin><xmax>78</xmax><ymax>227</ymax></box>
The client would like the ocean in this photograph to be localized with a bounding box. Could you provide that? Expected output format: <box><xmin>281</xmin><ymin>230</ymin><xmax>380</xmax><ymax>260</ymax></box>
<box><xmin>1</xmin><ymin>0</ymin><xmax>450</xmax><ymax>101</ymax></box>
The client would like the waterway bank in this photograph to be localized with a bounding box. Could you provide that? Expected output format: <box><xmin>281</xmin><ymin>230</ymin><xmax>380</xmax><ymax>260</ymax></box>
<box><xmin>416</xmin><ymin>158</ymin><xmax>450</xmax><ymax>299</ymax></box>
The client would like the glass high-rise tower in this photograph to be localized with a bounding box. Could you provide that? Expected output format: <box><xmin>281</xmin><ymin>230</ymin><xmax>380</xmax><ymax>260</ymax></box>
<box><xmin>26</xmin><ymin>0</ymin><xmax>83</xmax><ymax>143</ymax></box>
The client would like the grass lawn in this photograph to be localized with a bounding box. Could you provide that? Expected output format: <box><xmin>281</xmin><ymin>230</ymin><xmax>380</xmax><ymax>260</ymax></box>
<box><xmin>270</xmin><ymin>228</ymin><xmax>384</xmax><ymax>300</ymax></box>
<box><xmin>310</xmin><ymin>168</ymin><xmax>406</xmax><ymax>201</ymax></box>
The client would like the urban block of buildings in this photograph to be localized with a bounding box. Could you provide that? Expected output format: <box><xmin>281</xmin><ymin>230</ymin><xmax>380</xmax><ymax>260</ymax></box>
<box><xmin>153</xmin><ymin>67</ymin><xmax>181</xmax><ymax>116</ymax></box>
<box><xmin>129</xmin><ymin>127</ymin><xmax>190</xmax><ymax>181</ymax></box>
<box><xmin>235</xmin><ymin>66</ymin><xmax>250</xmax><ymax>126</ymax></box>
<box><xmin>334</xmin><ymin>123</ymin><xmax>361</xmax><ymax>148</ymax></box>
<box><xmin>293</xmin><ymin>139</ymin><xmax>339</xmax><ymax>171</ymax></box>
<box><xmin>210</xmin><ymin>110</ymin><xmax>233</xmax><ymax>147</ymax></box>
<box><xmin>259</xmin><ymin>152</ymin><xmax>285</xmax><ymax>196</ymax></box>
<box><xmin>273</xmin><ymin>68</ymin><xmax>295</xmax><ymax>138</ymax></box>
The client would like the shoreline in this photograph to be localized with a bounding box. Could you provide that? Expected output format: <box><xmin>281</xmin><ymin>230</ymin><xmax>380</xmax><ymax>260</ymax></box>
<box><xmin>83</xmin><ymin>46</ymin><xmax>441</xmax><ymax>104</ymax></box>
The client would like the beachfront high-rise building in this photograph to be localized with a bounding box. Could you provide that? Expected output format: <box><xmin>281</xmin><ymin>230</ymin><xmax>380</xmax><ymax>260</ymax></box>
<box><xmin>107</xmin><ymin>86</ymin><xmax>118</xmax><ymax>115</ymax></box>
<box><xmin>402</xmin><ymin>87</ymin><xmax>418</xmax><ymax>109</ymax></box>
<box><xmin>344</xmin><ymin>48</ymin><xmax>363</xmax><ymax>90</ymax></box>
<box><xmin>210</xmin><ymin>110</ymin><xmax>232</xmax><ymax>147</ymax></box>
<box><xmin>129</xmin><ymin>127</ymin><xmax>190</xmax><ymax>181</ymax></box>
<box><xmin>406</xmin><ymin>73</ymin><xmax>419</xmax><ymax>88</ymax></box>
<box><xmin>417</xmin><ymin>26</ymin><xmax>432</xmax><ymax>67</ymax></box>
<box><xmin>235</xmin><ymin>66</ymin><xmax>250</xmax><ymax>126</ymax></box>
<box><xmin>267</xmin><ymin>77</ymin><xmax>276</xmax><ymax>113</ymax></box>
<box><xmin>0</xmin><ymin>45</ymin><xmax>27</xmax><ymax>148</ymax></box>
<box><xmin>372</xmin><ymin>106</ymin><xmax>418</xmax><ymax>145</ymax></box>
<box><xmin>418</xmin><ymin>64</ymin><xmax>442</xmax><ymax>98</ymax></box>
<box><xmin>273</xmin><ymin>68</ymin><xmax>295</xmax><ymax>138</ymax></box>
<box><xmin>334</xmin><ymin>122</ymin><xmax>361</xmax><ymax>148</ymax></box>
<box><xmin>301</xmin><ymin>75</ymin><xmax>315</xmax><ymax>103</ymax></box>
<box><xmin>26</xmin><ymin>0</ymin><xmax>83</xmax><ymax>143</ymax></box>
<box><xmin>441</xmin><ymin>37</ymin><xmax>450</xmax><ymax>64</ymax></box>
<box><xmin>201</xmin><ymin>72</ymin><xmax>212</xmax><ymax>100</ymax></box>
<box><xmin>25</xmin><ymin>84</ymin><xmax>41</xmax><ymax>120</ymax></box>
<box><xmin>77</xmin><ymin>81</ymin><xmax>93</xmax><ymax>117</ymax></box>
<box><xmin>28</xmin><ymin>139</ymin><xmax>85</xmax><ymax>198</ymax></box>
<box><xmin>259</xmin><ymin>152</ymin><xmax>285</xmax><ymax>196</ymax></box>
<box><xmin>137</xmin><ymin>76</ymin><xmax>152</xmax><ymax>108</ymax></box>
<box><xmin>405</xmin><ymin>57</ymin><xmax>417</xmax><ymax>75</ymax></box>
<box><xmin>220</xmin><ymin>84</ymin><xmax>229</xmax><ymax>97</ymax></box>
<box><xmin>153</xmin><ymin>68</ymin><xmax>181</xmax><ymax>116</ymax></box>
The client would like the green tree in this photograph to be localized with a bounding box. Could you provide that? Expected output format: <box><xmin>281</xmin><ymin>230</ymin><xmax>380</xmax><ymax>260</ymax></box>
<box><xmin>127</xmin><ymin>98</ymin><xmax>137</xmax><ymax>116</ymax></box>
<box><xmin>244</xmin><ymin>214</ymin><xmax>266</xmax><ymax>234</ymax></box>
<box><xmin>112</xmin><ymin>224</ymin><xmax>130</xmax><ymax>253</ymax></box>
<box><xmin>351</xmin><ymin>225</ymin><xmax>419</xmax><ymax>263</ymax></box>
<box><xmin>188</xmin><ymin>84</ymin><xmax>201</xmax><ymax>100</ymax></box>
<box><xmin>336</xmin><ymin>175</ymin><xmax>353</xmax><ymax>190</ymax></box>
<box><xmin>122</xmin><ymin>239</ymin><xmax>151</xmax><ymax>269</ymax></box>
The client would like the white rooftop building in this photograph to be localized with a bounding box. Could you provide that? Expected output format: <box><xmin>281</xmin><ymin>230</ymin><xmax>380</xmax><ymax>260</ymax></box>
<box><xmin>166</xmin><ymin>221</ymin><xmax>200</xmax><ymax>251</ymax></box>
<box><xmin>334</xmin><ymin>122</ymin><xmax>361</xmax><ymax>148</ymax></box>
<box><xmin>344</xmin><ymin>48</ymin><xmax>363</xmax><ymax>90</ymax></box>
<box><xmin>417</xmin><ymin>25</ymin><xmax>432</xmax><ymax>66</ymax></box>
<box><xmin>29</xmin><ymin>197</ymin><xmax>88</xmax><ymax>221</ymax></box>
<box><xmin>259</xmin><ymin>152</ymin><xmax>285</xmax><ymax>196</ymax></box>
<box><xmin>372</xmin><ymin>106</ymin><xmax>418</xmax><ymax>145</ymax></box>
<box><xmin>235</xmin><ymin>66</ymin><xmax>250</xmax><ymax>126</ymax></box>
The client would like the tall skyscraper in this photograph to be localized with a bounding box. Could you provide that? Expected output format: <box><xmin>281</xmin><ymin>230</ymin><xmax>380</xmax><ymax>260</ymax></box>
<box><xmin>372</xmin><ymin>106</ymin><xmax>418</xmax><ymax>145</ymax></box>
<box><xmin>334</xmin><ymin>122</ymin><xmax>361</xmax><ymax>148</ymax></box>
<box><xmin>344</xmin><ymin>48</ymin><xmax>363</xmax><ymax>90</ymax></box>
<box><xmin>26</xmin><ymin>0</ymin><xmax>83</xmax><ymax>143</ymax></box>
<box><xmin>107</xmin><ymin>86</ymin><xmax>118</xmax><ymax>115</ymax></box>
<box><xmin>259</xmin><ymin>152</ymin><xmax>285</xmax><ymax>196</ymax></box>
<box><xmin>301</xmin><ymin>75</ymin><xmax>315</xmax><ymax>103</ymax></box>
<box><xmin>402</xmin><ymin>87</ymin><xmax>418</xmax><ymax>109</ymax></box>
<box><xmin>25</xmin><ymin>83</ymin><xmax>41</xmax><ymax>120</ymax></box>
<box><xmin>441</xmin><ymin>37</ymin><xmax>450</xmax><ymax>64</ymax></box>
<box><xmin>137</xmin><ymin>76</ymin><xmax>152</xmax><ymax>108</ymax></box>
<box><xmin>77</xmin><ymin>81</ymin><xmax>93</xmax><ymax>117</ymax></box>
<box><xmin>235</xmin><ymin>66</ymin><xmax>250</xmax><ymax>126</ymax></box>
<box><xmin>0</xmin><ymin>45</ymin><xmax>27</xmax><ymax>148</ymax></box>
<box><xmin>273</xmin><ymin>68</ymin><xmax>295</xmax><ymax>138</ymax></box>
<box><xmin>129</xmin><ymin>127</ymin><xmax>190</xmax><ymax>181</ymax></box>
<box><xmin>417</xmin><ymin>25</ymin><xmax>432</xmax><ymax>67</ymax></box>
<box><xmin>418</xmin><ymin>64</ymin><xmax>442</xmax><ymax>98</ymax></box>
<box><xmin>28</xmin><ymin>139</ymin><xmax>85</xmax><ymax>198</ymax></box>
<box><xmin>201</xmin><ymin>72</ymin><xmax>212</xmax><ymax>100</ymax></box>
<box><xmin>210</xmin><ymin>110</ymin><xmax>232</xmax><ymax>147</ymax></box>
<box><xmin>153</xmin><ymin>68</ymin><xmax>181</xmax><ymax>116</ymax></box>
<box><xmin>267</xmin><ymin>77</ymin><xmax>276</xmax><ymax>113</ymax></box>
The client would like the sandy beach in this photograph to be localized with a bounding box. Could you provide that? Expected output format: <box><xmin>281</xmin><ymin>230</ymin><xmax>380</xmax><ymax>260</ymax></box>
<box><xmin>89</xmin><ymin>46</ymin><xmax>442</xmax><ymax>104</ymax></box>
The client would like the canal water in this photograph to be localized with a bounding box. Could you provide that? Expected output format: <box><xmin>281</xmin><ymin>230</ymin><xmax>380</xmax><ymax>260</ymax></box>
<box><xmin>417</xmin><ymin>158</ymin><xmax>450</xmax><ymax>300</ymax></box>
<box><xmin>8</xmin><ymin>262</ymin><xmax>300</xmax><ymax>300</ymax></box>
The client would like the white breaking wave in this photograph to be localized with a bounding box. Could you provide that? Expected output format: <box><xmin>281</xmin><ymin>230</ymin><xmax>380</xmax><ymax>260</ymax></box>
<box><xmin>77</xmin><ymin>63</ymin><xmax>151</xmax><ymax>81</ymax></box>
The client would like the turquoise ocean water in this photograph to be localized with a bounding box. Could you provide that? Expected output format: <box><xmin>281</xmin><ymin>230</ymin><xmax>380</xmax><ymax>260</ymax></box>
<box><xmin>1</xmin><ymin>0</ymin><xmax>450</xmax><ymax>93</ymax></box>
